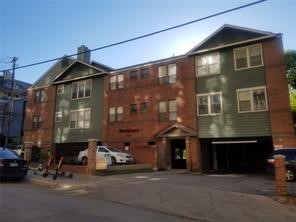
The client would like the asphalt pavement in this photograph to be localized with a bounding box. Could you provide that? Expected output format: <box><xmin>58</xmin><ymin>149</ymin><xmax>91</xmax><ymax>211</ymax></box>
<box><xmin>27</xmin><ymin>169</ymin><xmax>296</xmax><ymax>222</ymax></box>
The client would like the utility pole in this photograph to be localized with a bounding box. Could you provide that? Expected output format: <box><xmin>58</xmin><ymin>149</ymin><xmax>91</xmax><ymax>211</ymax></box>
<box><xmin>5</xmin><ymin>57</ymin><xmax>18</xmax><ymax>147</ymax></box>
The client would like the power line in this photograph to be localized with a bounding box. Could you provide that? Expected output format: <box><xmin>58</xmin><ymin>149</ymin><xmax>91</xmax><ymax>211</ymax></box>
<box><xmin>1</xmin><ymin>0</ymin><xmax>267</xmax><ymax>72</ymax></box>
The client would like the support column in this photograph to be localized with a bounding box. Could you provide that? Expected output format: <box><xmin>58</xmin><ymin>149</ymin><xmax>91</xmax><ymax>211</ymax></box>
<box><xmin>24</xmin><ymin>141</ymin><xmax>33</xmax><ymax>163</ymax></box>
<box><xmin>274</xmin><ymin>155</ymin><xmax>287</xmax><ymax>196</ymax></box>
<box><xmin>87</xmin><ymin>139</ymin><xmax>97</xmax><ymax>175</ymax></box>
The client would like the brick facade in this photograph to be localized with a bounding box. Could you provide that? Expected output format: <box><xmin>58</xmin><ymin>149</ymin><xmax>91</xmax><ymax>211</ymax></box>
<box><xmin>103</xmin><ymin>56</ymin><xmax>199</xmax><ymax>170</ymax></box>
<box><xmin>263</xmin><ymin>38</ymin><xmax>296</xmax><ymax>148</ymax></box>
<box><xmin>23</xmin><ymin>86</ymin><xmax>56</xmax><ymax>156</ymax></box>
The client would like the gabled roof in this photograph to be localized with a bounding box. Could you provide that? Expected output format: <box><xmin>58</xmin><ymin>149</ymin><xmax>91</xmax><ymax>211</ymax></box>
<box><xmin>52</xmin><ymin>60</ymin><xmax>108</xmax><ymax>84</ymax></box>
<box><xmin>31</xmin><ymin>56</ymin><xmax>75</xmax><ymax>89</ymax></box>
<box><xmin>91</xmin><ymin>61</ymin><xmax>114</xmax><ymax>72</ymax></box>
<box><xmin>156</xmin><ymin>123</ymin><xmax>197</xmax><ymax>138</ymax></box>
<box><xmin>187</xmin><ymin>24</ymin><xmax>279</xmax><ymax>54</ymax></box>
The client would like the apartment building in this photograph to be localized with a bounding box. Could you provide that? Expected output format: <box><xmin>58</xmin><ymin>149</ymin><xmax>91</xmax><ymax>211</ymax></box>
<box><xmin>24</xmin><ymin>25</ymin><xmax>295</xmax><ymax>172</ymax></box>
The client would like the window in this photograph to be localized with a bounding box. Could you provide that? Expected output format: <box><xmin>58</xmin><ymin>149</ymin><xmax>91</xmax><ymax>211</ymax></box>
<box><xmin>158</xmin><ymin>99</ymin><xmax>177</xmax><ymax>121</ymax></box>
<box><xmin>57</xmin><ymin>85</ymin><xmax>64</xmax><ymax>94</ymax></box>
<box><xmin>234</xmin><ymin>44</ymin><xmax>263</xmax><ymax>70</ymax></box>
<box><xmin>33</xmin><ymin>115</ymin><xmax>42</xmax><ymax>129</ymax></box>
<box><xmin>55</xmin><ymin>112</ymin><xmax>62</xmax><ymax>122</ymax></box>
<box><xmin>140</xmin><ymin>102</ymin><xmax>148</xmax><ymax>113</ymax></box>
<box><xmin>110</xmin><ymin>74</ymin><xmax>124</xmax><ymax>90</ymax></box>
<box><xmin>69</xmin><ymin>109</ymin><xmax>91</xmax><ymax>129</ymax></box>
<box><xmin>130</xmin><ymin>104</ymin><xmax>137</xmax><ymax>114</ymax></box>
<box><xmin>237</xmin><ymin>86</ymin><xmax>267</xmax><ymax>113</ymax></box>
<box><xmin>140</xmin><ymin>68</ymin><xmax>149</xmax><ymax>79</ymax></box>
<box><xmin>71</xmin><ymin>79</ymin><xmax>91</xmax><ymax>99</ymax></box>
<box><xmin>158</xmin><ymin>63</ymin><xmax>176</xmax><ymax>85</ymax></box>
<box><xmin>197</xmin><ymin>93</ymin><xmax>222</xmax><ymax>116</ymax></box>
<box><xmin>130</xmin><ymin>70</ymin><xmax>137</xmax><ymax>81</ymax></box>
<box><xmin>109</xmin><ymin>106</ymin><xmax>123</xmax><ymax>122</ymax></box>
<box><xmin>34</xmin><ymin>89</ymin><xmax>45</xmax><ymax>102</ymax></box>
<box><xmin>196</xmin><ymin>53</ymin><xmax>220</xmax><ymax>77</ymax></box>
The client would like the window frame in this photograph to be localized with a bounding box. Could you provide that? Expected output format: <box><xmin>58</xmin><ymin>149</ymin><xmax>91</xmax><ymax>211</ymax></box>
<box><xmin>109</xmin><ymin>106</ymin><xmax>123</xmax><ymax>122</ymax></box>
<box><xmin>236</xmin><ymin>86</ymin><xmax>268</xmax><ymax>113</ymax></box>
<box><xmin>140</xmin><ymin>102</ymin><xmax>148</xmax><ymax>113</ymax></box>
<box><xmin>57</xmin><ymin>85</ymin><xmax>64</xmax><ymax>95</ymax></box>
<box><xmin>234</xmin><ymin>43</ymin><xmax>264</xmax><ymax>71</ymax></box>
<box><xmin>197</xmin><ymin>92</ymin><xmax>223</xmax><ymax>116</ymax></box>
<box><xmin>140</xmin><ymin>68</ymin><xmax>149</xmax><ymax>79</ymax></box>
<box><xmin>158</xmin><ymin>99</ymin><xmax>177</xmax><ymax>122</ymax></box>
<box><xmin>32</xmin><ymin>115</ymin><xmax>42</xmax><ymax>129</ymax></box>
<box><xmin>69</xmin><ymin>108</ymin><xmax>91</xmax><ymax>129</ymax></box>
<box><xmin>130</xmin><ymin>70</ymin><xmax>138</xmax><ymax>81</ymax></box>
<box><xmin>158</xmin><ymin>63</ymin><xmax>176</xmax><ymax>85</ymax></box>
<box><xmin>196</xmin><ymin>52</ymin><xmax>220</xmax><ymax>77</ymax></box>
<box><xmin>55</xmin><ymin>112</ymin><xmax>62</xmax><ymax>122</ymax></box>
<box><xmin>34</xmin><ymin>89</ymin><xmax>45</xmax><ymax>102</ymax></box>
<box><xmin>129</xmin><ymin>104</ymin><xmax>137</xmax><ymax>114</ymax></box>
<box><xmin>71</xmin><ymin>79</ymin><xmax>92</xmax><ymax>100</ymax></box>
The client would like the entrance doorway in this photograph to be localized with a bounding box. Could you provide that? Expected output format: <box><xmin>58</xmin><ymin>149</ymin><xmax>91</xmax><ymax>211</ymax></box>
<box><xmin>171</xmin><ymin>139</ymin><xmax>186</xmax><ymax>169</ymax></box>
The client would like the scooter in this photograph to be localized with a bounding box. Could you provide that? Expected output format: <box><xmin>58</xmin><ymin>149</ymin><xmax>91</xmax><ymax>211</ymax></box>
<box><xmin>42</xmin><ymin>156</ymin><xmax>54</xmax><ymax>177</ymax></box>
<box><xmin>52</xmin><ymin>156</ymin><xmax>73</xmax><ymax>180</ymax></box>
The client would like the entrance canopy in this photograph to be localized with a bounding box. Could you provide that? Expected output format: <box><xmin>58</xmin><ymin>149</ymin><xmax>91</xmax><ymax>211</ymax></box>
<box><xmin>156</xmin><ymin>123</ymin><xmax>197</xmax><ymax>138</ymax></box>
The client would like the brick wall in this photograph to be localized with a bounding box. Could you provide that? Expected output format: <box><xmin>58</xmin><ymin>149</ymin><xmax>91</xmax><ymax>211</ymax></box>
<box><xmin>24</xmin><ymin>86</ymin><xmax>56</xmax><ymax>152</ymax></box>
<box><xmin>103</xmin><ymin>56</ymin><xmax>197</xmax><ymax>168</ymax></box>
<box><xmin>263</xmin><ymin>37</ymin><xmax>296</xmax><ymax>147</ymax></box>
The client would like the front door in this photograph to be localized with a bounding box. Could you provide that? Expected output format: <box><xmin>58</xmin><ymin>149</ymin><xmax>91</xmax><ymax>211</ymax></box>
<box><xmin>171</xmin><ymin>139</ymin><xmax>186</xmax><ymax>169</ymax></box>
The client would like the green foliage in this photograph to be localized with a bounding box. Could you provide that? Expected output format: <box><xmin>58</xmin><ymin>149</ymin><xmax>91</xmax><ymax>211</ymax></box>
<box><xmin>285</xmin><ymin>50</ymin><xmax>296</xmax><ymax>89</ymax></box>
<box><xmin>290</xmin><ymin>91</ymin><xmax>296</xmax><ymax>113</ymax></box>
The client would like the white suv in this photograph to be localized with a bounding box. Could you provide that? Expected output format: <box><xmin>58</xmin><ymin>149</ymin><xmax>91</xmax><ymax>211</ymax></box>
<box><xmin>77</xmin><ymin>146</ymin><xmax>134</xmax><ymax>165</ymax></box>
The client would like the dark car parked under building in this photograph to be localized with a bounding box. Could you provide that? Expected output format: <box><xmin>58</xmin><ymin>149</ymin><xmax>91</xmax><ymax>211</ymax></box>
<box><xmin>0</xmin><ymin>147</ymin><xmax>28</xmax><ymax>180</ymax></box>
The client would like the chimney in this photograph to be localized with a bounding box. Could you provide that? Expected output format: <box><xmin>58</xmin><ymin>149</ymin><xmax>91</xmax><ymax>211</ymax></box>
<box><xmin>77</xmin><ymin>45</ymin><xmax>91</xmax><ymax>63</ymax></box>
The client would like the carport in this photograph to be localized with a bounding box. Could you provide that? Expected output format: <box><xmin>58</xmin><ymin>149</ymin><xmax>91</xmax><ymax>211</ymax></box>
<box><xmin>201</xmin><ymin>137</ymin><xmax>273</xmax><ymax>173</ymax></box>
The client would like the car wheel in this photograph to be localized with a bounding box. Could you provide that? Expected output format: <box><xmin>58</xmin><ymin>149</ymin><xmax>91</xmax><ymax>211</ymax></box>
<box><xmin>81</xmin><ymin>157</ymin><xmax>88</xmax><ymax>165</ymax></box>
<box><xmin>111</xmin><ymin>157</ymin><xmax>116</xmax><ymax>165</ymax></box>
<box><xmin>286</xmin><ymin>169</ymin><xmax>295</xmax><ymax>181</ymax></box>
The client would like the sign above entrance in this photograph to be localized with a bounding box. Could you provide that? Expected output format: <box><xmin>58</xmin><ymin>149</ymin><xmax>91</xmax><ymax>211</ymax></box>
<box><xmin>119</xmin><ymin>129</ymin><xmax>140</xmax><ymax>133</ymax></box>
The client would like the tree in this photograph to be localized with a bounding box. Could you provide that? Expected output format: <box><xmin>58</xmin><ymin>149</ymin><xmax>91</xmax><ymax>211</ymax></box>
<box><xmin>285</xmin><ymin>50</ymin><xmax>296</xmax><ymax>90</ymax></box>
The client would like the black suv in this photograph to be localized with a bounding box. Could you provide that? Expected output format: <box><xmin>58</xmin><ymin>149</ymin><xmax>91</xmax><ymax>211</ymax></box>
<box><xmin>266</xmin><ymin>148</ymin><xmax>296</xmax><ymax>181</ymax></box>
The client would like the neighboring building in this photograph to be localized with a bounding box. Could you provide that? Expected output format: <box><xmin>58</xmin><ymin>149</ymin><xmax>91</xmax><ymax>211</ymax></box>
<box><xmin>24</xmin><ymin>25</ymin><xmax>296</xmax><ymax>173</ymax></box>
<box><xmin>0</xmin><ymin>72</ymin><xmax>31</xmax><ymax>146</ymax></box>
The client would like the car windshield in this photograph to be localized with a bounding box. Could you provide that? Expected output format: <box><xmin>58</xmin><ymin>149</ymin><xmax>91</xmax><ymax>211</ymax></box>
<box><xmin>0</xmin><ymin>148</ymin><xmax>20</xmax><ymax>159</ymax></box>
<box><xmin>107</xmin><ymin>147</ymin><xmax>122</xmax><ymax>153</ymax></box>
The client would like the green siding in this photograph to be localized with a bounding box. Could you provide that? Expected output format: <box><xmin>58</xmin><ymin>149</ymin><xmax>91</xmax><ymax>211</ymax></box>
<box><xmin>53</xmin><ymin>76</ymin><xmax>104</xmax><ymax>143</ymax></box>
<box><xmin>197</xmin><ymin>47</ymin><xmax>271</xmax><ymax>138</ymax></box>
<box><xmin>194</xmin><ymin>28</ymin><xmax>265</xmax><ymax>51</ymax></box>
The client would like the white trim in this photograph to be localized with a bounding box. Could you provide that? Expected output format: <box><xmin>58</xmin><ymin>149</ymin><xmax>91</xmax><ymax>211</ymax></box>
<box><xmin>236</xmin><ymin>86</ymin><xmax>268</xmax><ymax>113</ymax></box>
<box><xmin>212</xmin><ymin>140</ymin><xmax>257</xmax><ymax>144</ymax></box>
<box><xmin>52</xmin><ymin>60</ymin><xmax>107</xmax><ymax>83</ymax></box>
<box><xmin>234</xmin><ymin>43</ymin><xmax>264</xmax><ymax>71</ymax></box>
<box><xmin>197</xmin><ymin>92</ymin><xmax>223</xmax><ymax>116</ymax></box>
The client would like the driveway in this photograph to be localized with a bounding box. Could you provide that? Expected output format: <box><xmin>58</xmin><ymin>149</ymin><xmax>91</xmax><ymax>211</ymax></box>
<box><xmin>28</xmin><ymin>170</ymin><xmax>296</xmax><ymax>222</ymax></box>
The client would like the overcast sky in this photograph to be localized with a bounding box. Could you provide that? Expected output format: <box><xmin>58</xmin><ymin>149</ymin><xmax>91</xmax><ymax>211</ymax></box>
<box><xmin>1</xmin><ymin>0</ymin><xmax>295</xmax><ymax>84</ymax></box>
